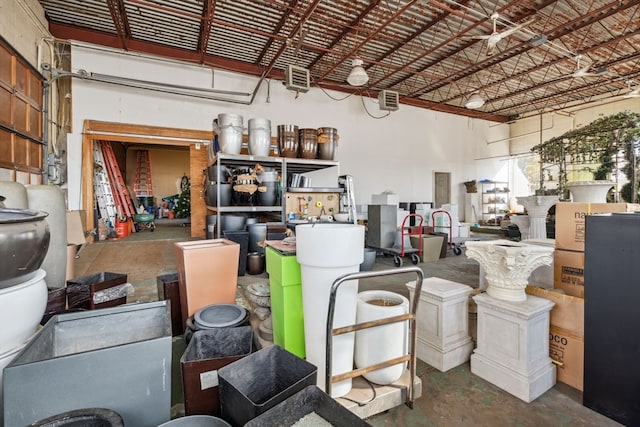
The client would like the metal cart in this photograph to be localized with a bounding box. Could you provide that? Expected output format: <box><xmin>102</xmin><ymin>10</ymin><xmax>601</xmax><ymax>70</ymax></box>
<box><xmin>134</xmin><ymin>212</ymin><xmax>156</xmax><ymax>232</ymax></box>
<box><xmin>370</xmin><ymin>213</ymin><xmax>424</xmax><ymax>267</ymax></box>
<box><xmin>325</xmin><ymin>266</ymin><xmax>424</xmax><ymax>409</ymax></box>
<box><xmin>431</xmin><ymin>209</ymin><xmax>462</xmax><ymax>255</ymax></box>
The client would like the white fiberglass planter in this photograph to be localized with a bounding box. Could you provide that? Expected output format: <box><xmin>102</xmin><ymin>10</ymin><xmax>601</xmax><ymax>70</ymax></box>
<box><xmin>296</xmin><ymin>223</ymin><xmax>365</xmax><ymax>397</ymax></box>
<box><xmin>355</xmin><ymin>290</ymin><xmax>409</xmax><ymax>385</ymax></box>
<box><xmin>465</xmin><ymin>240</ymin><xmax>553</xmax><ymax>302</ymax></box>
<box><xmin>566</xmin><ymin>180</ymin><xmax>614</xmax><ymax>203</ymax></box>
<box><xmin>0</xmin><ymin>269</ymin><xmax>47</xmax><ymax>354</ymax></box>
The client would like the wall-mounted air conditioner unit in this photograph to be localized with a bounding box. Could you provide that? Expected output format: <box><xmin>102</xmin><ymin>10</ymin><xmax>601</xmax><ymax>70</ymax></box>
<box><xmin>378</xmin><ymin>90</ymin><xmax>399</xmax><ymax>111</ymax></box>
<box><xmin>285</xmin><ymin>65</ymin><xmax>310</xmax><ymax>93</ymax></box>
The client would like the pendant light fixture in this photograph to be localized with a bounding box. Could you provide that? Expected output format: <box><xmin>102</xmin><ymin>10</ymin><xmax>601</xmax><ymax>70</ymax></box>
<box><xmin>347</xmin><ymin>58</ymin><xmax>369</xmax><ymax>87</ymax></box>
<box><xmin>465</xmin><ymin>92</ymin><xmax>485</xmax><ymax>109</ymax></box>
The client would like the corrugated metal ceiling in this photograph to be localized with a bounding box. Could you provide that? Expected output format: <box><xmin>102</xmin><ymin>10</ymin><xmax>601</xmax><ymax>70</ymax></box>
<box><xmin>38</xmin><ymin>0</ymin><xmax>640</xmax><ymax>122</ymax></box>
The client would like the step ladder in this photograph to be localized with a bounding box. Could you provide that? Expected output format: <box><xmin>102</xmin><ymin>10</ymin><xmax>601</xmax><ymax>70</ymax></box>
<box><xmin>99</xmin><ymin>141</ymin><xmax>136</xmax><ymax>230</ymax></box>
<box><xmin>93</xmin><ymin>143</ymin><xmax>118</xmax><ymax>227</ymax></box>
<box><xmin>134</xmin><ymin>150</ymin><xmax>153</xmax><ymax>196</ymax></box>
<box><xmin>338</xmin><ymin>175</ymin><xmax>357</xmax><ymax>224</ymax></box>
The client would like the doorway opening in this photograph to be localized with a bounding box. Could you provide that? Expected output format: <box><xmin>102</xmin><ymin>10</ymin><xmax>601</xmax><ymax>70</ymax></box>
<box><xmin>434</xmin><ymin>171</ymin><xmax>451</xmax><ymax>208</ymax></box>
<box><xmin>81</xmin><ymin>120</ymin><xmax>211</xmax><ymax>242</ymax></box>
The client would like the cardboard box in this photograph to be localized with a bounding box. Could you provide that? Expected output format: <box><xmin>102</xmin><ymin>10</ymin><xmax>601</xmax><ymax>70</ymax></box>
<box><xmin>554</xmin><ymin>249</ymin><xmax>585</xmax><ymax>291</ymax></box>
<box><xmin>554</xmin><ymin>202</ymin><xmax>627</xmax><ymax>251</ymax></box>
<box><xmin>526</xmin><ymin>286</ymin><xmax>584</xmax><ymax>390</ymax></box>
<box><xmin>371</xmin><ymin>193</ymin><xmax>399</xmax><ymax>206</ymax></box>
<box><xmin>410</xmin><ymin>234</ymin><xmax>445</xmax><ymax>263</ymax></box>
<box><xmin>66</xmin><ymin>244</ymin><xmax>77</xmax><ymax>280</ymax></box>
<box><xmin>66</xmin><ymin>210</ymin><xmax>87</xmax><ymax>245</ymax></box>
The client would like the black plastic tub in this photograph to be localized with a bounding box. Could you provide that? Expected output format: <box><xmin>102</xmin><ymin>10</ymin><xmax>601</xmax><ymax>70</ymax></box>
<box><xmin>222</xmin><ymin>231</ymin><xmax>249</xmax><ymax>276</ymax></box>
<box><xmin>244</xmin><ymin>385</ymin><xmax>371</xmax><ymax>427</ymax></box>
<box><xmin>218</xmin><ymin>345</ymin><xmax>317</xmax><ymax>427</ymax></box>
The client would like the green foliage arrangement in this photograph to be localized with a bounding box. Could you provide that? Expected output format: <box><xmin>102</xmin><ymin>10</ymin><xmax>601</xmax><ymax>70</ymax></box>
<box><xmin>530</xmin><ymin>111</ymin><xmax>640</xmax><ymax>201</ymax></box>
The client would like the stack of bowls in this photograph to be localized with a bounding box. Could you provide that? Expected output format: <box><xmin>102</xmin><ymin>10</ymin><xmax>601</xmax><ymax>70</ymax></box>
<box><xmin>194</xmin><ymin>304</ymin><xmax>249</xmax><ymax>330</ymax></box>
<box><xmin>248</xmin><ymin>118</ymin><xmax>272</xmax><ymax>157</ymax></box>
<box><xmin>205</xmin><ymin>165</ymin><xmax>232</xmax><ymax>207</ymax></box>
<box><xmin>214</xmin><ymin>113</ymin><xmax>244</xmax><ymax>154</ymax></box>
<box><xmin>277</xmin><ymin>125</ymin><xmax>299</xmax><ymax>158</ymax></box>
<box><xmin>256</xmin><ymin>168</ymin><xmax>279</xmax><ymax>206</ymax></box>
<box><xmin>298</xmin><ymin>128</ymin><xmax>318</xmax><ymax>159</ymax></box>
<box><xmin>0</xmin><ymin>208</ymin><xmax>51</xmax><ymax>411</ymax></box>
<box><xmin>317</xmin><ymin>127</ymin><xmax>338</xmax><ymax>160</ymax></box>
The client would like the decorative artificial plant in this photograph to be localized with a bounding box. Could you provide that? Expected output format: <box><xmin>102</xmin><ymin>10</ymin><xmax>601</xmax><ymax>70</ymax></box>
<box><xmin>531</xmin><ymin>111</ymin><xmax>640</xmax><ymax>202</ymax></box>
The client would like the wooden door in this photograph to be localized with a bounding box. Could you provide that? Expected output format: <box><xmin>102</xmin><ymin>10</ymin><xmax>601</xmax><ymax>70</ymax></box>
<box><xmin>0</xmin><ymin>39</ymin><xmax>43</xmax><ymax>184</ymax></box>
<box><xmin>434</xmin><ymin>172</ymin><xmax>450</xmax><ymax>208</ymax></box>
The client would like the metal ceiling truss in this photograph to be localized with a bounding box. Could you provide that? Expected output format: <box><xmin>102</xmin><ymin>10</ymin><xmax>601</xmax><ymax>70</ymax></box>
<box><xmin>38</xmin><ymin>0</ymin><xmax>640</xmax><ymax>122</ymax></box>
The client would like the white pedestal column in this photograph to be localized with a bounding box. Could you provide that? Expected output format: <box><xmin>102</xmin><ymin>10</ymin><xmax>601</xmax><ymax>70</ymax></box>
<box><xmin>516</xmin><ymin>196</ymin><xmax>559</xmax><ymax>240</ymax></box>
<box><xmin>471</xmin><ymin>293</ymin><xmax>556</xmax><ymax>403</ymax></box>
<box><xmin>406</xmin><ymin>278</ymin><xmax>474</xmax><ymax>372</ymax></box>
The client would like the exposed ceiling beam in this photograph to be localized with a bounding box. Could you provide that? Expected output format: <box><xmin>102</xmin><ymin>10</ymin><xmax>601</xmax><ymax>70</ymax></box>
<box><xmin>106</xmin><ymin>0</ymin><xmax>131</xmax><ymax>50</ymax></box>
<box><xmin>197</xmin><ymin>0</ymin><xmax>216</xmax><ymax>64</ymax></box>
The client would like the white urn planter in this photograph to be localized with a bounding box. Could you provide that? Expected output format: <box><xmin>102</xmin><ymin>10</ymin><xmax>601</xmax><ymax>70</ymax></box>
<box><xmin>465</xmin><ymin>240</ymin><xmax>554</xmax><ymax>302</ymax></box>
<box><xmin>516</xmin><ymin>195</ymin><xmax>559</xmax><ymax>240</ymax></box>
<box><xmin>566</xmin><ymin>180</ymin><xmax>614</xmax><ymax>203</ymax></box>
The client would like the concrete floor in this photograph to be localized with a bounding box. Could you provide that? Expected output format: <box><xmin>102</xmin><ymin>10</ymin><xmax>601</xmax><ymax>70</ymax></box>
<box><xmin>73</xmin><ymin>224</ymin><xmax>621</xmax><ymax>427</ymax></box>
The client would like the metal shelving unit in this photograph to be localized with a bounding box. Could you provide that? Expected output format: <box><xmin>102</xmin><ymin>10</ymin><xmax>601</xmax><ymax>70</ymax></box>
<box><xmin>206</xmin><ymin>153</ymin><xmax>338</xmax><ymax>237</ymax></box>
<box><xmin>479</xmin><ymin>181</ymin><xmax>509</xmax><ymax>226</ymax></box>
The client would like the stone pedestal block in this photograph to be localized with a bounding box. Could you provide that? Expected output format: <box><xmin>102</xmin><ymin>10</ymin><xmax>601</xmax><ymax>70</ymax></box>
<box><xmin>471</xmin><ymin>293</ymin><xmax>556</xmax><ymax>403</ymax></box>
<box><xmin>407</xmin><ymin>277</ymin><xmax>474</xmax><ymax>372</ymax></box>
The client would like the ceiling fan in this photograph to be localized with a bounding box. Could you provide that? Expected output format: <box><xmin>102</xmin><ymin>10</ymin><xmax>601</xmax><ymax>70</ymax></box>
<box><xmin>466</xmin><ymin>13</ymin><xmax>537</xmax><ymax>56</ymax></box>
<box><xmin>570</xmin><ymin>54</ymin><xmax>605</xmax><ymax>78</ymax></box>
<box><xmin>624</xmin><ymin>80</ymin><xmax>640</xmax><ymax>98</ymax></box>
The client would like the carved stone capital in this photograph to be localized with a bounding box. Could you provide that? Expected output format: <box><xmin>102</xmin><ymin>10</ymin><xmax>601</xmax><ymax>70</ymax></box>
<box><xmin>465</xmin><ymin>240</ymin><xmax>554</xmax><ymax>302</ymax></box>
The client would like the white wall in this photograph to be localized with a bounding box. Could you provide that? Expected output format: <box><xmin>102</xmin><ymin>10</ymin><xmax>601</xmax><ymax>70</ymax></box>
<box><xmin>68</xmin><ymin>42</ymin><xmax>509</xmax><ymax>212</ymax></box>
<box><xmin>0</xmin><ymin>0</ymin><xmax>51</xmax><ymax>69</ymax></box>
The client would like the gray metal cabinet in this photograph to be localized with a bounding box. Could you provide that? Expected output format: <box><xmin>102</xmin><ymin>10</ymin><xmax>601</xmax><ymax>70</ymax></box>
<box><xmin>583</xmin><ymin>212</ymin><xmax>640</xmax><ymax>426</ymax></box>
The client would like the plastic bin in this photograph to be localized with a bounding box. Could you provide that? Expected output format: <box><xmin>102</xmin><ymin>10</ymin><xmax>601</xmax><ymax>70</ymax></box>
<box><xmin>3</xmin><ymin>301</ymin><xmax>172</xmax><ymax>427</ymax></box>
<box><xmin>244</xmin><ymin>385</ymin><xmax>370</xmax><ymax>427</ymax></box>
<box><xmin>181</xmin><ymin>327</ymin><xmax>253</xmax><ymax>416</ymax></box>
<box><xmin>222</xmin><ymin>231</ymin><xmax>249</xmax><ymax>276</ymax></box>
<box><xmin>174</xmin><ymin>239</ymin><xmax>240</xmax><ymax>329</ymax></box>
<box><xmin>218</xmin><ymin>345</ymin><xmax>317</xmax><ymax>427</ymax></box>
<box><xmin>265</xmin><ymin>246</ymin><xmax>305</xmax><ymax>358</ymax></box>
<box><xmin>66</xmin><ymin>272</ymin><xmax>128</xmax><ymax>310</ymax></box>
<box><xmin>156</xmin><ymin>273</ymin><xmax>183</xmax><ymax>336</ymax></box>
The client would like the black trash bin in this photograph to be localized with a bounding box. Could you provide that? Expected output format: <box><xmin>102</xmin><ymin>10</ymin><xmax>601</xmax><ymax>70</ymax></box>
<box><xmin>222</xmin><ymin>231</ymin><xmax>249</xmax><ymax>276</ymax></box>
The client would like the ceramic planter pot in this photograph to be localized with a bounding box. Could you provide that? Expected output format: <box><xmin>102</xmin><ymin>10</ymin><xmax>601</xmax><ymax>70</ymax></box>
<box><xmin>0</xmin><ymin>208</ymin><xmax>50</xmax><ymax>289</ymax></box>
